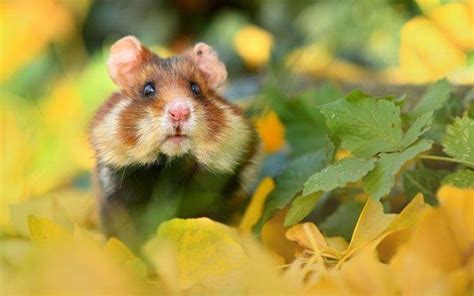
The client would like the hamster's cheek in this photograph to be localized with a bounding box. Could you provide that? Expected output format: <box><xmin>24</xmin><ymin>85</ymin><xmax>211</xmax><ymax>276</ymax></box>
<box><xmin>130</xmin><ymin>111</ymin><xmax>166</xmax><ymax>162</ymax></box>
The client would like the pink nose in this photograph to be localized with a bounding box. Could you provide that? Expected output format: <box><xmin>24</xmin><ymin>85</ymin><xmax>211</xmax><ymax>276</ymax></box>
<box><xmin>168</xmin><ymin>105</ymin><xmax>190</xmax><ymax>122</ymax></box>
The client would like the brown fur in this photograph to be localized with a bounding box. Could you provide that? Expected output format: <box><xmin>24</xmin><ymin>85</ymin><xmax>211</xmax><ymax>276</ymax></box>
<box><xmin>90</xmin><ymin>92</ymin><xmax>123</xmax><ymax>128</ymax></box>
<box><xmin>117</xmin><ymin>101</ymin><xmax>142</xmax><ymax>147</ymax></box>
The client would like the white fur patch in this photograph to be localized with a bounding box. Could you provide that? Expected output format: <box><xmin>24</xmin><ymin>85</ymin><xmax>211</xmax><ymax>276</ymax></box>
<box><xmin>92</xmin><ymin>99</ymin><xmax>132</xmax><ymax>166</ymax></box>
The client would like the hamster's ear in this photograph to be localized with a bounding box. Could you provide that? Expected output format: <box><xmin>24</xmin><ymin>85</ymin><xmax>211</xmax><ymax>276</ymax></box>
<box><xmin>107</xmin><ymin>36</ymin><xmax>153</xmax><ymax>88</ymax></box>
<box><xmin>192</xmin><ymin>43</ymin><xmax>227</xmax><ymax>89</ymax></box>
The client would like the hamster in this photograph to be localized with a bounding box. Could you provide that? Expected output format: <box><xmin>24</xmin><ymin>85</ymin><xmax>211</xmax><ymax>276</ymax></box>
<box><xmin>89</xmin><ymin>36</ymin><xmax>262</xmax><ymax>246</ymax></box>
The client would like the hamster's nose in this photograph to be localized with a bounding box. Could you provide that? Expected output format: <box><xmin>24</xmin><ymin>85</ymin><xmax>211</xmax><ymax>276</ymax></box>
<box><xmin>168</xmin><ymin>104</ymin><xmax>190</xmax><ymax>122</ymax></box>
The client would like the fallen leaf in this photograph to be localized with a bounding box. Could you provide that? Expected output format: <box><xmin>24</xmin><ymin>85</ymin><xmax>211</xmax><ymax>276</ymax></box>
<box><xmin>28</xmin><ymin>216</ymin><xmax>72</xmax><ymax>245</ymax></box>
<box><xmin>239</xmin><ymin>177</ymin><xmax>275</xmax><ymax>231</ymax></box>
<box><xmin>233</xmin><ymin>25</ymin><xmax>273</xmax><ymax>68</ymax></box>
<box><xmin>255</xmin><ymin>111</ymin><xmax>286</xmax><ymax>154</ymax></box>
<box><xmin>146</xmin><ymin>218</ymin><xmax>247</xmax><ymax>292</ymax></box>
<box><xmin>285</xmin><ymin>222</ymin><xmax>327</xmax><ymax>251</ymax></box>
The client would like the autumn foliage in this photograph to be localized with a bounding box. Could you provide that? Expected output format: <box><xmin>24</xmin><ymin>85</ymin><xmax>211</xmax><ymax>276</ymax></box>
<box><xmin>1</xmin><ymin>1</ymin><xmax>473</xmax><ymax>295</ymax></box>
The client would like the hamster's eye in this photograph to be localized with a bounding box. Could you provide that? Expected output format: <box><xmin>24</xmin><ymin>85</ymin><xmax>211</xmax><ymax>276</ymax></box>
<box><xmin>143</xmin><ymin>81</ymin><xmax>155</xmax><ymax>97</ymax></box>
<box><xmin>190</xmin><ymin>82</ymin><xmax>201</xmax><ymax>96</ymax></box>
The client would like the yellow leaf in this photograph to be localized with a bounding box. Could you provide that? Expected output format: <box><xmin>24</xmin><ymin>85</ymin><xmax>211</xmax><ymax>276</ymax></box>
<box><xmin>286</xmin><ymin>43</ymin><xmax>333</xmax><ymax>76</ymax></box>
<box><xmin>28</xmin><ymin>216</ymin><xmax>72</xmax><ymax>245</ymax></box>
<box><xmin>390</xmin><ymin>245</ymin><xmax>470</xmax><ymax>295</ymax></box>
<box><xmin>322</xmin><ymin>59</ymin><xmax>371</xmax><ymax>83</ymax></box>
<box><xmin>399</xmin><ymin>17</ymin><xmax>466</xmax><ymax>83</ymax></box>
<box><xmin>430</xmin><ymin>2</ymin><xmax>474</xmax><ymax>50</ymax></box>
<box><xmin>325</xmin><ymin>236</ymin><xmax>349</xmax><ymax>255</ymax></box>
<box><xmin>386</xmin><ymin>193</ymin><xmax>427</xmax><ymax>231</ymax></box>
<box><xmin>305</xmin><ymin>273</ymin><xmax>348</xmax><ymax>295</ymax></box>
<box><xmin>0</xmin><ymin>0</ymin><xmax>79</xmax><ymax>80</ymax></box>
<box><xmin>262</xmin><ymin>209</ymin><xmax>297</xmax><ymax>263</ymax></box>
<box><xmin>345</xmin><ymin>194</ymin><xmax>427</xmax><ymax>262</ymax></box>
<box><xmin>437</xmin><ymin>185</ymin><xmax>474</xmax><ymax>258</ymax></box>
<box><xmin>146</xmin><ymin>218</ymin><xmax>247</xmax><ymax>292</ymax></box>
<box><xmin>105</xmin><ymin>237</ymin><xmax>148</xmax><ymax>278</ymax></box>
<box><xmin>255</xmin><ymin>111</ymin><xmax>286</xmax><ymax>154</ymax></box>
<box><xmin>53</xmin><ymin>190</ymin><xmax>96</xmax><ymax>227</ymax></box>
<box><xmin>285</xmin><ymin>222</ymin><xmax>327</xmax><ymax>251</ymax></box>
<box><xmin>8</xmin><ymin>242</ymin><xmax>150</xmax><ymax>295</ymax></box>
<box><xmin>10</xmin><ymin>196</ymin><xmax>74</xmax><ymax>237</ymax></box>
<box><xmin>233</xmin><ymin>25</ymin><xmax>273</xmax><ymax>68</ymax></box>
<box><xmin>376</xmin><ymin>228</ymin><xmax>412</xmax><ymax>263</ymax></box>
<box><xmin>392</xmin><ymin>249</ymin><xmax>445</xmax><ymax>294</ymax></box>
<box><xmin>347</xmin><ymin>198</ymin><xmax>396</xmax><ymax>252</ymax></box>
<box><xmin>239</xmin><ymin>236</ymin><xmax>297</xmax><ymax>294</ymax></box>
<box><xmin>0</xmin><ymin>100</ymin><xmax>37</xmax><ymax>227</ymax></box>
<box><xmin>105</xmin><ymin>237</ymin><xmax>136</xmax><ymax>262</ymax></box>
<box><xmin>9</xmin><ymin>190</ymin><xmax>94</xmax><ymax>237</ymax></box>
<box><xmin>404</xmin><ymin>208</ymin><xmax>463</xmax><ymax>271</ymax></box>
<box><xmin>72</xmin><ymin>224</ymin><xmax>103</xmax><ymax>246</ymax></box>
<box><xmin>308</xmin><ymin>250</ymin><xmax>397</xmax><ymax>295</ymax></box>
<box><xmin>388</xmin><ymin>187</ymin><xmax>473</xmax><ymax>295</ymax></box>
<box><xmin>144</xmin><ymin>238</ymin><xmax>179</xmax><ymax>291</ymax></box>
<box><xmin>239</xmin><ymin>177</ymin><xmax>275</xmax><ymax>231</ymax></box>
<box><xmin>339</xmin><ymin>250</ymin><xmax>397</xmax><ymax>295</ymax></box>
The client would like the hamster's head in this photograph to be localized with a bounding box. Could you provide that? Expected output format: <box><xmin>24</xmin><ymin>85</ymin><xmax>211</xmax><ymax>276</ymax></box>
<box><xmin>90</xmin><ymin>36</ymin><xmax>257</xmax><ymax>172</ymax></box>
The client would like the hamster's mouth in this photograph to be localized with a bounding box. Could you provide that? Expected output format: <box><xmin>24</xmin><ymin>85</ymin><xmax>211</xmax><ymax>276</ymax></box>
<box><xmin>165</xmin><ymin>134</ymin><xmax>189</xmax><ymax>144</ymax></box>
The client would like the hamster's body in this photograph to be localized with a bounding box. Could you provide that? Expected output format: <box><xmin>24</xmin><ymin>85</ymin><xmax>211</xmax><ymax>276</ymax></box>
<box><xmin>89</xmin><ymin>36</ymin><xmax>261</xmax><ymax>246</ymax></box>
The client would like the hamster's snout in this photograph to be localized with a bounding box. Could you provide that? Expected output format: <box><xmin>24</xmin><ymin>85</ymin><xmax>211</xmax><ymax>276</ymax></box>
<box><xmin>167</xmin><ymin>100</ymin><xmax>191</xmax><ymax>124</ymax></box>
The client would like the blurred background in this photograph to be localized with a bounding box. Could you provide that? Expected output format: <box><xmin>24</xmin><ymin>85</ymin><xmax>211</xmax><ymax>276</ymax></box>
<box><xmin>1</xmin><ymin>0</ymin><xmax>473</xmax><ymax>233</ymax></box>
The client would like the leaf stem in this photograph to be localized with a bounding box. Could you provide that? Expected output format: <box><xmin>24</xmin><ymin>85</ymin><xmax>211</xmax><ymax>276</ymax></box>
<box><xmin>417</xmin><ymin>155</ymin><xmax>474</xmax><ymax>168</ymax></box>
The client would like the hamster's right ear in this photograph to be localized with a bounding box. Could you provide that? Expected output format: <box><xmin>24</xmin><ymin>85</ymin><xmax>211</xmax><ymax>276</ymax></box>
<box><xmin>107</xmin><ymin>36</ymin><xmax>153</xmax><ymax>88</ymax></box>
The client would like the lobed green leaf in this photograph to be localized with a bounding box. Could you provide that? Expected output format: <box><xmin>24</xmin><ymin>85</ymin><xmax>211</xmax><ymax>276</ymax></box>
<box><xmin>320</xmin><ymin>91</ymin><xmax>403</xmax><ymax>157</ymax></box>
<box><xmin>402</xmin><ymin>112</ymin><xmax>433</xmax><ymax>149</ymax></box>
<box><xmin>303</xmin><ymin>157</ymin><xmax>376</xmax><ymax>196</ymax></box>
<box><xmin>442</xmin><ymin>116</ymin><xmax>474</xmax><ymax>163</ymax></box>
<box><xmin>412</xmin><ymin>79</ymin><xmax>452</xmax><ymax>118</ymax></box>
<box><xmin>442</xmin><ymin>169</ymin><xmax>474</xmax><ymax>188</ymax></box>
<box><xmin>363</xmin><ymin>139</ymin><xmax>433</xmax><ymax>200</ymax></box>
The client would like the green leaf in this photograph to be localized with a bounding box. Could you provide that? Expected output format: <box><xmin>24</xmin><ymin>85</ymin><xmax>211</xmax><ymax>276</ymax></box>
<box><xmin>283</xmin><ymin>98</ymin><xmax>331</xmax><ymax>157</ymax></box>
<box><xmin>363</xmin><ymin>139</ymin><xmax>433</xmax><ymax>200</ymax></box>
<box><xmin>284</xmin><ymin>156</ymin><xmax>375</xmax><ymax>227</ymax></box>
<box><xmin>403</xmin><ymin>168</ymin><xmax>449</xmax><ymax>205</ymax></box>
<box><xmin>303</xmin><ymin>157</ymin><xmax>377</xmax><ymax>196</ymax></box>
<box><xmin>284</xmin><ymin>192</ymin><xmax>324</xmax><ymax>226</ymax></box>
<box><xmin>319</xmin><ymin>200</ymin><xmax>364</xmax><ymax>242</ymax></box>
<box><xmin>264</xmin><ymin>84</ymin><xmax>342</xmax><ymax>158</ymax></box>
<box><xmin>426</xmin><ymin>93</ymin><xmax>464</xmax><ymax>143</ymax></box>
<box><xmin>271</xmin><ymin>87</ymin><xmax>341</xmax><ymax>157</ymax></box>
<box><xmin>442</xmin><ymin>116</ymin><xmax>474</xmax><ymax>163</ymax></box>
<box><xmin>252</xmin><ymin>151</ymin><xmax>326</xmax><ymax>234</ymax></box>
<box><xmin>412</xmin><ymin>79</ymin><xmax>452</xmax><ymax>117</ymax></box>
<box><xmin>402</xmin><ymin>112</ymin><xmax>433</xmax><ymax>149</ymax></box>
<box><xmin>442</xmin><ymin>169</ymin><xmax>474</xmax><ymax>188</ymax></box>
<box><xmin>320</xmin><ymin>91</ymin><xmax>403</xmax><ymax>157</ymax></box>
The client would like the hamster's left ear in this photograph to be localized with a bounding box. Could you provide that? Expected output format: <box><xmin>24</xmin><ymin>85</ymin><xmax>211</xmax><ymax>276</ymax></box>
<box><xmin>191</xmin><ymin>43</ymin><xmax>227</xmax><ymax>89</ymax></box>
